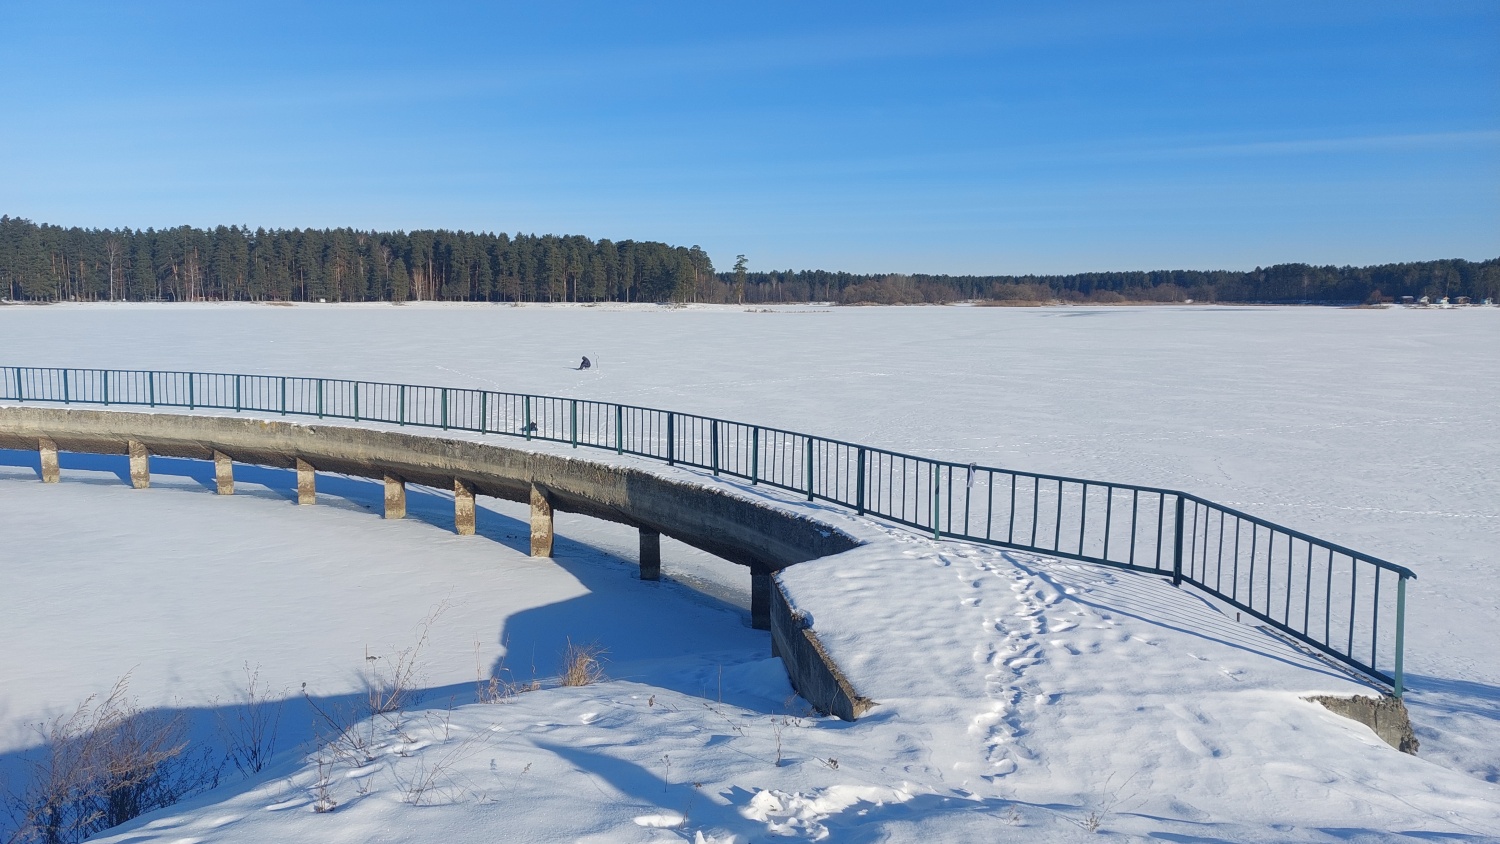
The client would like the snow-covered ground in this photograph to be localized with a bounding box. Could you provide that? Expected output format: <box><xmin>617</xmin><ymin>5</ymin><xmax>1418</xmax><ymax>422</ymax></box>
<box><xmin>0</xmin><ymin>302</ymin><xmax>1496</xmax><ymax>841</ymax></box>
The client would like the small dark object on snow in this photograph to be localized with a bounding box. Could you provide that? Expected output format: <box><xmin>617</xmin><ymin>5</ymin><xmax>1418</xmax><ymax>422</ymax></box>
<box><xmin>577</xmin><ymin>356</ymin><xmax>592</xmax><ymax>370</ymax></box>
<box><xmin>520</xmin><ymin>422</ymin><xmax>538</xmax><ymax>433</ymax></box>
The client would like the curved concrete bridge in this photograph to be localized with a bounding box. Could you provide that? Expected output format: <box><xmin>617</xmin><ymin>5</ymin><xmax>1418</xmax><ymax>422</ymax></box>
<box><xmin>0</xmin><ymin>406</ymin><xmax>874</xmax><ymax>720</ymax></box>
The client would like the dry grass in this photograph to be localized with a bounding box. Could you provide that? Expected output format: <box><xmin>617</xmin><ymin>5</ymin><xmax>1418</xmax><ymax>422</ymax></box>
<box><xmin>559</xmin><ymin>641</ymin><xmax>607</xmax><ymax>687</ymax></box>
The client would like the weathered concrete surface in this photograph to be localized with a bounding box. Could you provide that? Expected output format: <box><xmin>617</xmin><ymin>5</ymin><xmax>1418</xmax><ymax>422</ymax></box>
<box><xmin>0</xmin><ymin>407</ymin><xmax>858</xmax><ymax>574</ymax></box>
<box><xmin>638</xmin><ymin>528</ymin><xmax>661</xmax><ymax>582</ymax></box>
<box><xmin>0</xmin><ymin>406</ymin><xmax>870</xmax><ymax>718</ymax></box>
<box><xmin>296</xmin><ymin>458</ymin><xmax>315</xmax><ymax>505</ymax></box>
<box><xmin>128</xmin><ymin>440</ymin><xmax>150</xmax><ymax>489</ymax></box>
<box><xmin>1308</xmin><ymin>694</ymin><xmax>1419</xmax><ymax>754</ymax></box>
<box><xmin>39</xmin><ymin>437</ymin><xmax>59</xmax><ymax>484</ymax></box>
<box><xmin>454</xmin><ymin>478</ymin><xmax>475</xmax><ymax>535</ymax></box>
<box><xmin>770</xmin><ymin>579</ymin><xmax>874</xmax><ymax>721</ymax></box>
<box><xmin>530</xmin><ymin>484</ymin><xmax>554</xmax><ymax>557</ymax></box>
<box><xmin>384</xmin><ymin>474</ymin><xmax>406</xmax><ymax>519</ymax></box>
<box><xmin>213</xmin><ymin>450</ymin><xmax>234</xmax><ymax>495</ymax></box>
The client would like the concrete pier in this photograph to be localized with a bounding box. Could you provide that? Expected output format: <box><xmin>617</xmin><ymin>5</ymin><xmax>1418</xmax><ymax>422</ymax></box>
<box><xmin>38</xmin><ymin>437</ymin><xmax>59</xmax><ymax>483</ymax></box>
<box><xmin>530</xmin><ymin>483</ymin><xmax>553</xmax><ymax>557</ymax></box>
<box><xmin>454</xmin><ymin>478</ymin><xmax>476</xmax><ymax>535</ymax></box>
<box><xmin>128</xmin><ymin>440</ymin><xmax>150</xmax><ymax>489</ymax></box>
<box><xmin>296</xmin><ymin>458</ymin><xmax>315</xmax><ymax>505</ymax></box>
<box><xmin>213</xmin><ymin>451</ymin><xmax>234</xmax><ymax>495</ymax></box>
<box><xmin>639</xmin><ymin>528</ymin><xmax>661</xmax><ymax>581</ymax></box>
<box><xmin>384</xmin><ymin>474</ymin><xmax>406</xmax><ymax>519</ymax></box>
<box><xmin>751</xmin><ymin>570</ymin><xmax>771</xmax><ymax>630</ymax></box>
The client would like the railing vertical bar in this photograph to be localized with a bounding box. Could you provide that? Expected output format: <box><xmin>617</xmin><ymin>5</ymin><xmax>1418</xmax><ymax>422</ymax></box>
<box><xmin>1128</xmin><ymin>489</ymin><xmax>1138</xmax><ymax>566</ymax></box>
<box><xmin>1325</xmin><ymin>547</ymin><xmax>1334</xmax><ymax>644</ymax></box>
<box><xmin>279</xmin><ymin>376</ymin><xmax>286</xmax><ymax>415</ymax></box>
<box><xmin>804</xmin><ymin>437</ymin><xmax>814</xmax><ymax>501</ymax></box>
<box><xmin>1103</xmin><ymin>486</ymin><xmax>1113</xmax><ymax>561</ymax></box>
<box><xmin>750</xmin><ymin>427</ymin><xmax>759</xmax><ymax>484</ymax></box>
<box><xmin>62</xmin><ymin>369</ymin><xmax>70</xmax><ymax>403</ymax></box>
<box><xmin>1347</xmin><ymin>556</ymin><xmax>1358</xmax><ymax>657</ymax></box>
<box><xmin>1008</xmin><ymin>474</ymin><xmax>1017</xmax><ymax>544</ymax></box>
<box><xmin>1302</xmin><ymin>541</ymin><xmax>1314</xmax><ymax>634</ymax></box>
<box><xmin>1371</xmin><ymin>566</ymin><xmax>1381</xmax><ymax>670</ymax></box>
<box><xmin>1172</xmin><ymin>495</ymin><xmax>1185</xmax><ymax>586</ymax></box>
<box><xmin>570</xmin><ymin>399</ymin><xmax>578</xmax><ymax>448</ymax></box>
<box><xmin>1155</xmin><ymin>492</ymin><xmax>1165</xmax><ymax>569</ymax></box>
<box><xmin>1079</xmin><ymin>482</ymin><xmax>1089</xmax><ymax>557</ymax></box>
<box><xmin>855</xmin><ymin>447</ymin><xmax>866</xmax><ymax>514</ymax></box>
<box><xmin>318</xmin><ymin>379</ymin><xmax>325</xmax><ymax>419</ymax></box>
<box><xmin>924</xmin><ymin>461</ymin><xmax>936</xmax><ymax>542</ymax></box>
<box><xmin>1394</xmin><ymin>577</ymin><xmax>1407</xmax><ymax>698</ymax></box>
<box><xmin>710</xmin><ymin>420</ymin><xmax>719</xmax><ymax>474</ymax></box>
<box><xmin>1053</xmin><ymin>479</ymin><xmax>1063</xmax><ymax>551</ymax></box>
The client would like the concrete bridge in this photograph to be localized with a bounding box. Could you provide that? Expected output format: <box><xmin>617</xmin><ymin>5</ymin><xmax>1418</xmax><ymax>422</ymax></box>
<box><xmin>0</xmin><ymin>405</ymin><xmax>874</xmax><ymax>720</ymax></box>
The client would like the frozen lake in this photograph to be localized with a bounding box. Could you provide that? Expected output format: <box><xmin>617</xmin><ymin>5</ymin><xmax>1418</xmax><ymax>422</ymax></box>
<box><xmin>0</xmin><ymin>302</ymin><xmax>1496</xmax><ymax>841</ymax></box>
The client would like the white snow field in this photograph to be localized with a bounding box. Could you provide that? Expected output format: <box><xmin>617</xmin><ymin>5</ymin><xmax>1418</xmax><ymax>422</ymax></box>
<box><xmin>0</xmin><ymin>302</ymin><xmax>1497</xmax><ymax>842</ymax></box>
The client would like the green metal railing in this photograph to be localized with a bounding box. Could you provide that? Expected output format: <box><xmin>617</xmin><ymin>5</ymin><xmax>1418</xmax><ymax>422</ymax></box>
<box><xmin>0</xmin><ymin>365</ymin><xmax>1415</xmax><ymax>696</ymax></box>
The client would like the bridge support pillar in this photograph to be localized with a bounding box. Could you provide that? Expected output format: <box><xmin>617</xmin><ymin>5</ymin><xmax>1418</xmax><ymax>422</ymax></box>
<box><xmin>128</xmin><ymin>440</ymin><xmax>149</xmax><ymax>489</ymax></box>
<box><xmin>750</xmin><ymin>569</ymin><xmax>771</xmax><ymax>630</ymax></box>
<box><xmin>296</xmin><ymin>459</ymin><xmax>315</xmax><ymax>505</ymax></box>
<box><xmin>213</xmin><ymin>451</ymin><xmax>234</xmax><ymax>494</ymax></box>
<box><xmin>529</xmin><ymin>484</ymin><xmax>553</xmax><ymax>557</ymax></box>
<box><xmin>383</xmin><ymin>474</ymin><xmax>405</xmax><ymax>519</ymax></box>
<box><xmin>454</xmin><ymin>479</ymin><xmax>475</xmax><ymax>535</ymax></box>
<box><xmin>38</xmin><ymin>437</ymin><xmax>59</xmax><ymax>483</ymax></box>
<box><xmin>638</xmin><ymin>528</ymin><xmax>661</xmax><ymax>581</ymax></box>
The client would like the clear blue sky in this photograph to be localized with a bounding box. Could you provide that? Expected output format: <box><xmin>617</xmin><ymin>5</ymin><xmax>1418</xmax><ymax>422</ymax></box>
<box><xmin>1</xmin><ymin>1</ymin><xmax>1495</xmax><ymax>275</ymax></box>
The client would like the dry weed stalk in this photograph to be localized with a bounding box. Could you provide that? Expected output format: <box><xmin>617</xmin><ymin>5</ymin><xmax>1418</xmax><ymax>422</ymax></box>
<box><xmin>559</xmin><ymin>640</ymin><xmax>607</xmax><ymax>687</ymax></box>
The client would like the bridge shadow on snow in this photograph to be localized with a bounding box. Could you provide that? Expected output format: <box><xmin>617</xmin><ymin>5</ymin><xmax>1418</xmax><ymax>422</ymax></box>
<box><xmin>0</xmin><ymin>447</ymin><xmax>789</xmax><ymax>838</ymax></box>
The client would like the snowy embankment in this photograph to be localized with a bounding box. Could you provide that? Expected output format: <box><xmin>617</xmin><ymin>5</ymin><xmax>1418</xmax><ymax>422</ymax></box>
<box><xmin>1</xmin><ymin>302</ymin><xmax>1496</xmax><ymax>842</ymax></box>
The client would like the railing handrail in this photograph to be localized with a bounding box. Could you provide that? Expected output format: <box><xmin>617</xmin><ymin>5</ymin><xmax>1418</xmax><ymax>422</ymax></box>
<box><xmin>0</xmin><ymin>365</ymin><xmax>1415</xmax><ymax>695</ymax></box>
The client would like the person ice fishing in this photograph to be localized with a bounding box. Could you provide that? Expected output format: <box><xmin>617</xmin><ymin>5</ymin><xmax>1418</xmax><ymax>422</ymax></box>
<box><xmin>577</xmin><ymin>356</ymin><xmax>592</xmax><ymax>370</ymax></box>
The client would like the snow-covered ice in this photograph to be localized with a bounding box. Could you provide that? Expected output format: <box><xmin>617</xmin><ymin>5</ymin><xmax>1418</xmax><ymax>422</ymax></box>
<box><xmin>0</xmin><ymin>302</ymin><xmax>1496</xmax><ymax>842</ymax></box>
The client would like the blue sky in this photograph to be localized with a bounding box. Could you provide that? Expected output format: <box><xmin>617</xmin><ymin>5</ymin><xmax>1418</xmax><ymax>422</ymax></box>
<box><xmin>1</xmin><ymin>1</ymin><xmax>1495</xmax><ymax>274</ymax></box>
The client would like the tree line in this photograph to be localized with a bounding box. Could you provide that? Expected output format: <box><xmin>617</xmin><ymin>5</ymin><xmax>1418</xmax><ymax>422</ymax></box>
<box><xmin>1</xmin><ymin>216</ymin><xmax>1495</xmax><ymax>305</ymax></box>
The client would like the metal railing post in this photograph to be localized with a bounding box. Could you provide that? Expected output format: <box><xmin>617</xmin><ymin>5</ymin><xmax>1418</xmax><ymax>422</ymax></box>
<box><xmin>1394</xmin><ymin>576</ymin><xmax>1407</xmax><ymax>698</ymax></box>
<box><xmin>188</xmin><ymin>374</ymin><xmax>195</xmax><ymax>409</ymax></box>
<box><xmin>615</xmin><ymin>404</ymin><xmax>623</xmax><ymax>454</ymax></box>
<box><xmin>279</xmin><ymin>376</ymin><xmax>286</xmax><ymax>415</ymax></box>
<box><xmin>317</xmin><ymin>379</ymin><xmax>325</xmax><ymax>418</ymax></box>
<box><xmin>103</xmin><ymin>370</ymin><xmax>111</xmax><ymax>405</ymax></box>
<box><xmin>856</xmin><ymin>447</ymin><xmax>866</xmax><ymax>515</ymax></box>
<box><xmin>570</xmin><ymin>399</ymin><xmax>578</xmax><ymax>447</ymax></box>
<box><xmin>804</xmin><ymin>438</ymin><xmax>814</xmax><ymax>501</ymax></box>
<box><xmin>233</xmin><ymin>374</ymin><xmax>240</xmax><ymax>412</ymax></box>
<box><xmin>1172</xmin><ymin>496</ymin><xmax>1186</xmax><ymax>586</ymax></box>
<box><xmin>398</xmin><ymin>384</ymin><xmax>407</xmax><ymax>424</ymax></box>
<box><xmin>931</xmin><ymin>463</ymin><xmax>941</xmax><ymax>540</ymax></box>
<box><xmin>478</xmin><ymin>391</ymin><xmax>486</xmax><ymax>432</ymax></box>
<box><xmin>667</xmin><ymin>412</ymin><xmax>676</xmax><ymax>465</ymax></box>
<box><xmin>353</xmin><ymin>382</ymin><xmax>361</xmax><ymax>421</ymax></box>
<box><xmin>149</xmin><ymin>371</ymin><xmax>156</xmax><ymax>407</ymax></box>
<box><xmin>62</xmin><ymin>369</ymin><xmax>70</xmax><ymax>403</ymax></box>
<box><xmin>711</xmin><ymin>420</ymin><xmax>719</xmax><ymax>475</ymax></box>
<box><xmin>441</xmin><ymin>387</ymin><xmax>449</xmax><ymax>429</ymax></box>
<box><xmin>523</xmin><ymin>396</ymin><xmax>532</xmax><ymax>440</ymax></box>
<box><xmin>12</xmin><ymin>367</ymin><xmax>21</xmax><ymax>402</ymax></box>
<box><xmin>751</xmin><ymin>427</ymin><xmax>759</xmax><ymax>485</ymax></box>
